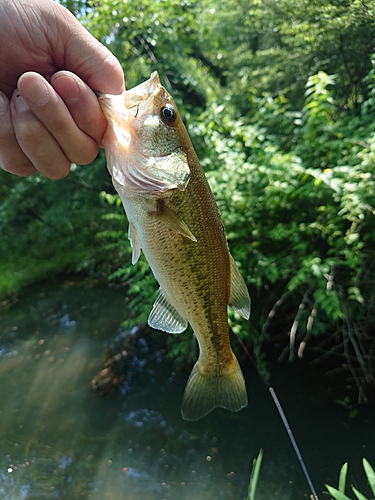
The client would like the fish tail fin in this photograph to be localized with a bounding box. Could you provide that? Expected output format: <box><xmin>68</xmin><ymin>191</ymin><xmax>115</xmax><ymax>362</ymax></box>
<box><xmin>181</xmin><ymin>355</ymin><xmax>247</xmax><ymax>421</ymax></box>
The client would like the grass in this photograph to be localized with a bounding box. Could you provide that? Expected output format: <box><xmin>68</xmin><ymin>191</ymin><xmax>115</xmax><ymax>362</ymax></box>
<box><xmin>325</xmin><ymin>459</ymin><xmax>375</xmax><ymax>500</ymax></box>
<box><xmin>247</xmin><ymin>449</ymin><xmax>263</xmax><ymax>500</ymax></box>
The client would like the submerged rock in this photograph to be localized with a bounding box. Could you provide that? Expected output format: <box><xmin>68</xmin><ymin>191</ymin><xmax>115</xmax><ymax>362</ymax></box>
<box><xmin>91</xmin><ymin>324</ymin><xmax>161</xmax><ymax>397</ymax></box>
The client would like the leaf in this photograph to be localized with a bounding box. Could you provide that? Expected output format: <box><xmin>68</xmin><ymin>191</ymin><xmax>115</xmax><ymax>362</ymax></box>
<box><xmin>351</xmin><ymin>486</ymin><xmax>369</xmax><ymax>500</ymax></box>
<box><xmin>363</xmin><ymin>458</ymin><xmax>375</xmax><ymax>497</ymax></box>
<box><xmin>339</xmin><ymin>463</ymin><xmax>348</xmax><ymax>493</ymax></box>
<box><xmin>325</xmin><ymin>484</ymin><xmax>353</xmax><ymax>500</ymax></box>
<box><xmin>247</xmin><ymin>449</ymin><xmax>263</xmax><ymax>500</ymax></box>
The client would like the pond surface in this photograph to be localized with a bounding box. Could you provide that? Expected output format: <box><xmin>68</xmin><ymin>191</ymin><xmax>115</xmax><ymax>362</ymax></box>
<box><xmin>0</xmin><ymin>279</ymin><xmax>374</xmax><ymax>500</ymax></box>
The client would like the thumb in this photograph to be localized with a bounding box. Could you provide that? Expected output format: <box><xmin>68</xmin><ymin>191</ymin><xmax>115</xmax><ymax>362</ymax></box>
<box><xmin>49</xmin><ymin>3</ymin><xmax>125</xmax><ymax>94</ymax></box>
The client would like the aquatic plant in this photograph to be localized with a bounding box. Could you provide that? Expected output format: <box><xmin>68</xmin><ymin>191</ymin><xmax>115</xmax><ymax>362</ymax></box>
<box><xmin>247</xmin><ymin>449</ymin><xmax>263</xmax><ymax>500</ymax></box>
<box><xmin>326</xmin><ymin>459</ymin><xmax>375</xmax><ymax>500</ymax></box>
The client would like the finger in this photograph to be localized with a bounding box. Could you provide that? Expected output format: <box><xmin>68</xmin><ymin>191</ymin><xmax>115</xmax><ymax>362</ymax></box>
<box><xmin>47</xmin><ymin>3</ymin><xmax>125</xmax><ymax>94</ymax></box>
<box><xmin>51</xmin><ymin>71</ymin><xmax>108</xmax><ymax>146</ymax></box>
<box><xmin>60</xmin><ymin>10</ymin><xmax>125</xmax><ymax>94</ymax></box>
<box><xmin>10</xmin><ymin>90</ymin><xmax>71</xmax><ymax>180</ymax></box>
<box><xmin>0</xmin><ymin>91</ymin><xmax>36</xmax><ymax>176</ymax></box>
<box><xmin>18</xmin><ymin>72</ymin><xmax>99</xmax><ymax>165</ymax></box>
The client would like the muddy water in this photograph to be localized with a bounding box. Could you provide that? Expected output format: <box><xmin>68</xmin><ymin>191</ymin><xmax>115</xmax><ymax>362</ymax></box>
<box><xmin>0</xmin><ymin>279</ymin><xmax>374</xmax><ymax>500</ymax></box>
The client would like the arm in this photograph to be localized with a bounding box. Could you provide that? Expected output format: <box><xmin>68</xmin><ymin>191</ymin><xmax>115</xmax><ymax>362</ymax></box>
<box><xmin>0</xmin><ymin>0</ymin><xmax>125</xmax><ymax>179</ymax></box>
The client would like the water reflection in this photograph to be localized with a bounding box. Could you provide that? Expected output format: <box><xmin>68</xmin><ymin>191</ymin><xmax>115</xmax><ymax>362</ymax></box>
<box><xmin>0</xmin><ymin>279</ymin><xmax>374</xmax><ymax>499</ymax></box>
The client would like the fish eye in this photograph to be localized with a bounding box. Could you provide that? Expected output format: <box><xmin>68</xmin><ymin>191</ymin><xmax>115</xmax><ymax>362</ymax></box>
<box><xmin>160</xmin><ymin>104</ymin><xmax>177</xmax><ymax>123</ymax></box>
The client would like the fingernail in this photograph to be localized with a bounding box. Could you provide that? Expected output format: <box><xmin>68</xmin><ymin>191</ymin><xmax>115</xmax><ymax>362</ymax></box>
<box><xmin>24</xmin><ymin>77</ymin><xmax>50</xmax><ymax>106</ymax></box>
<box><xmin>13</xmin><ymin>93</ymin><xmax>30</xmax><ymax>113</ymax></box>
<box><xmin>52</xmin><ymin>73</ymin><xmax>81</xmax><ymax>103</ymax></box>
<box><xmin>0</xmin><ymin>93</ymin><xmax>8</xmax><ymax>115</ymax></box>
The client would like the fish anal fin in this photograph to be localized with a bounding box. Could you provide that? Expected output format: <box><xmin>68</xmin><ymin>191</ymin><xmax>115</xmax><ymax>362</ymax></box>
<box><xmin>148</xmin><ymin>288</ymin><xmax>188</xmax><ymax>334</ymax></box>
<box><xmin>149</xmin><ymin>199</ymin><xmax>197</xmax><ymax>242</ymax></box>
<box><xmin>128</xmin><ymin>222</ymin><xmax>142</xmax><ymax>265</ymax></box>
<box><xmin>229</xmin><ymin>253</ymin><xmax>251</xmax><ymax>320</ymax></box>
<box><xmin>181</xmin><ymin>354</ymin><xmax>248</xmax><ymax>421</ymax></box>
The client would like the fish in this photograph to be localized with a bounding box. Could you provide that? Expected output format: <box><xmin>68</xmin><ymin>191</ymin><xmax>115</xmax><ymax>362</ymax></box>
<box><xmin>98</xmin><ymin>71</ymin><xmax>251</xmax><ymax>420</ymax></box>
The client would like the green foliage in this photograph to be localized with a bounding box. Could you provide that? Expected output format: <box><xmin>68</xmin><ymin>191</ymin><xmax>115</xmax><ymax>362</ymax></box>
<box><xmin>206</xmin><ymin>0</ymin><xmax>375</xmax><ymax>109</ymax></box>
<box><xmin>0</xmin><ymin>153</ymin><xmax>124</xmax><ymax>297</ymax></box>
<box><xmin>247</xmin><ymin>449</ymin><xmax>264</xmax><ymax>500</ymax></box>
<box><xmin>203</xmin><ymin>71</ymin><xmax>375</xmax><ymax>302</ymax></box>
<box><xmin>201</xmin><ymin>67</ymin><xmax>375</xmax><ymax>390</ymax></box>
<box><xmin>326</xmin><ymin>459</ymin><xmax>375</xmax><ymax>500</ymax></box>
<box><xmin>81</xmin><ymin>0</ymin><xmax>221</xmax><ymax>111</ymax></box>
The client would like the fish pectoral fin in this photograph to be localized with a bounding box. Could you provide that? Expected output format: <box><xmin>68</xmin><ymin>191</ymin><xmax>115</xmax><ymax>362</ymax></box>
<box><xmin>181</xmin><ymin>354</ymin><xmax>248</xmax><ymax>421</ymax></box>
<box><xmin>128</xmin><ymin>222</ymin><xmax>142</xmax><ymax>265</ymax></box>
<box><xmin>149</xmin><ymin>199</ymin><xmax>197</xmax><ymax>242</ymax></box>
<box><xmin>228</xmin><ymin>253</ymin><xmax>251</xmax><ymax>320</ymax></box>
<box><xmin>148</xmin><ymin>288</ymin><xmax>188</xmax><ymax>334</ymax></box>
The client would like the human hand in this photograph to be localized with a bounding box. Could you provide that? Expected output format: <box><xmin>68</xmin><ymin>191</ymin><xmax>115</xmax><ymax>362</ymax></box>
<box><xmin>0</xmin><ymin>0</ymin><xmax>125</xmax><ymax>179</ymax></box>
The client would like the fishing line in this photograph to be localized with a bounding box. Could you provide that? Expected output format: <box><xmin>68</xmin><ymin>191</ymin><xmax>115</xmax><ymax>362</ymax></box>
<box><xmin>234</xmin><ymin>332</ymin><xmax>320</xmax><ymax>500</ymax></box>
<box><xmin>269</xmin><ymin>387</ymin><xmax>319</xmax><ymax>500</ymax></box>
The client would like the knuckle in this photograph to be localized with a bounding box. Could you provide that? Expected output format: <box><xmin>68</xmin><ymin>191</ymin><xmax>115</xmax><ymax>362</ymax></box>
<box><xmin>42</xmin><ymin>159</ymin><xmax>71</xmax><ymax>180</ymax></box>
<box><xmin>0</xmin><ymin>117</ymin><xmax>15</xmax><ymax>140</ymax></box>
<box><xmin>14</xmin><ymin>119</ymin><xmax>47</xmax><ymax>145</ymax></box>
<box><xmin>68</xmin><ymin>143</ymin><xmax>98</xmax><ymax>165</ymax></box>
<box><xmin>0</xmin><ymin>150</ymin><xmax>36</xmax><ymax>176</ymax></box>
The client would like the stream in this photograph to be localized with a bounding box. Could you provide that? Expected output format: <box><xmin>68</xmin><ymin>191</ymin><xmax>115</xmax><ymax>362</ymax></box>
<box><xmin>0</xmin><ymin>278</ymin><xmax>374</xmax><ymax>500</ymax></box>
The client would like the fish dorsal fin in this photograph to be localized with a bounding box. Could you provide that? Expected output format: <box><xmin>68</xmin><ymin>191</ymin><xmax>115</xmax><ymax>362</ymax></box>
<box><xmin>148</xmin><ymin>289</ymin><xmax>188</xmax><ymax>334</ymax></box>
<box><xmin>128</xmin><ymin>222</ymin><xmax>142</xmax><ymax>265</ymax></box>
<box><xmin>149</xmin><ymin>199</ymin><xmax>197</xmax><ymax>242</ymax></box>
<box><xmin>229</xmin><ymin>253</ymin><xmax>251</xmax><ymax>320</ymax></box>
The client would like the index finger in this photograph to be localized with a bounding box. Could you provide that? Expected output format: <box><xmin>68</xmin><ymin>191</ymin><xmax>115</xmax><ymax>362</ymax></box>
<box><xmin>51</xmin><ymin>71</ymin><xmax>108</xmax><ymax>146</ymax></box>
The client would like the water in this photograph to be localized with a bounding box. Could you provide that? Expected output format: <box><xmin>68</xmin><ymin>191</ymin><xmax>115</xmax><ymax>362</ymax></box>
<box><xmin>0</xmin><ymin>279</ymin><xmax>374</xmax><ymax>500</ymax></box>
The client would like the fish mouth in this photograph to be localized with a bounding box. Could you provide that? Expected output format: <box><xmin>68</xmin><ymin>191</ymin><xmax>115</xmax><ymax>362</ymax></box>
<box><xmin>124</xmin><ymin>71</ymin><xmax>161</xmax><ymax>108</ymax></box>
<box><xmin>97</xmin><ymin>71</ymin><xmax>162</xmax><ymax>115</ymax></box>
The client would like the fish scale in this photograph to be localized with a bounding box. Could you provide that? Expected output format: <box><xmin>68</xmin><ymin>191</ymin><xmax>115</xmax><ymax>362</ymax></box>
<box><xmin>99</xmin><ymin>71</ymin><xmax>251</xmax><ymax>420</ymax></box>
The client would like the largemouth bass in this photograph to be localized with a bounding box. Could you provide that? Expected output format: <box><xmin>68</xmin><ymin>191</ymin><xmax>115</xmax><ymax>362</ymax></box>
<box><xmin>98</xmin><ymin>72</ymin><xmax>251</xmax><ymax>420</ymax></box>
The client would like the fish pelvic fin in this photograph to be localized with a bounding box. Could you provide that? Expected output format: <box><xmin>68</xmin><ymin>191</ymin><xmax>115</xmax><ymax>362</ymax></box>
<box><xmin>181</xmin><ymin>354</ymin><xmax>248</xmax><ymax>421</ymax></box>
<box><xmin>229</xmin><ymin>253</ymin><xmax>251</xmax><ymax>320</ymax></box>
